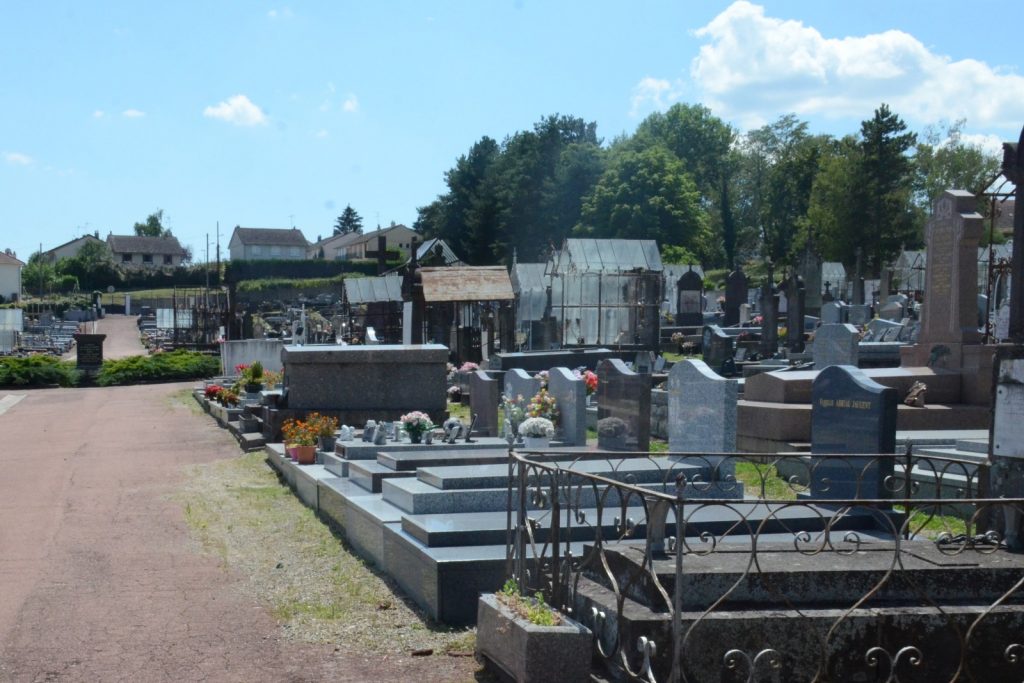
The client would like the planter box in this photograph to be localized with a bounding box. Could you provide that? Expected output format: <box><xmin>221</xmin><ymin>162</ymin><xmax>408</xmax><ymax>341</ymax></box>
<box><xmin>476</xmin><ymin>593</ymin><xmax>591</xmax><ymax>683</ymax></box>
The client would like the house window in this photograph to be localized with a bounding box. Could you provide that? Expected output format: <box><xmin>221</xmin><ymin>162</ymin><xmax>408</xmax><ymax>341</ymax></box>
<box><xmin>163</xmin><ymin>255</ymin><xmax>173</xmax><ymax>265</ymax></box>
<box><xmin>252</xmin><ymin>245</ymin><xmax>263</xmax><ymax>257</ymax></box>
<box><xmin>290</xmin><ymin>247</ymin><xmax>301</xmax><ymax>257</ymax></box>
<box><xmin>122</xmin><ymin>253</ymin><xmax>132</xmax><ymax>263</ymax></box>
<box><xmin>271</xmin><ymin>246</ymin><xmax>281</xmax><ymax>257</ymax></box>
<box><xmin>142</xmin><ymin>254</ymin><xmax>153</xmax><ymax>264</ymax></box>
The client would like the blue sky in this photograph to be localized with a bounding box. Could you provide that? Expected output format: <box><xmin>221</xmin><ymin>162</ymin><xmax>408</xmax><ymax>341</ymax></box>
<box><xmin>2</xmin><ymin>1</ymin><xmax>1022</xmax><ymax>266</ymax></box>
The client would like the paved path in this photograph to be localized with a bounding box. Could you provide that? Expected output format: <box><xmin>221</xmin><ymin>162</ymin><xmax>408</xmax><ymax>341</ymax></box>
<box><xmin>0</xmin><ymin>383</ymin><xmax>474</xmax><ymax>682</ymax></box>
<box><xmin>62</xmin><ymin>314</ymin><xmax>146</xmax><ymax>361</ymax></box>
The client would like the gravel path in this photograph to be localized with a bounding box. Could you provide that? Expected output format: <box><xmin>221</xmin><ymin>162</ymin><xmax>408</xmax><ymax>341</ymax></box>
<box><xmin>62</xmin><ymin>313</ymin><xmax>146</xmax><ymax>361</ymax></box>
<box><xmin>0</xmin><ymin>383</ymin><xmax>481</xmax><ymax>682</ymax></box>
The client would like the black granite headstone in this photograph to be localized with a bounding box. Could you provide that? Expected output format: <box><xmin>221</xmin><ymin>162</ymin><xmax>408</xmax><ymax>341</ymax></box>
<box><xmin>469</xmin><ymin>370</ymin><xmax>501</xmax><ymax>437</ymax></box>
<box><xmin>73</xmin><ymin>333</ymin><xmax>106</xmax><ymax>372</ymax></box>
<box><xmin>701</xmin><ymin>325</ymin><xmax>734</xmax><ymax>372</ymax></box>
<box><xmin>724</xmin><ymin>270</ymin><xmax>747</xmax><ymax>326</ymax></box>
<box><xmin>759</xmin><ymin>282</ymin><xmax>779</xmax><ymax>357</ymax></box>
<box><xmin>596</xmin><ymin>358</ymin><xmax>650</xmax><ymax>452</ymax></box>
<box><xmin>676</xmin><ymin>268</ymin><xmax>704</xmax><ymax>327</ymax></box>
<box><xmin>811</xmin><ymin>365</ymin><xmax>897</xmax><ymax>500</ymax></box>
<box><xmin>786</xmin><ymin>275</ymin><xmax>806</xmax><ymax>353</ymax></box>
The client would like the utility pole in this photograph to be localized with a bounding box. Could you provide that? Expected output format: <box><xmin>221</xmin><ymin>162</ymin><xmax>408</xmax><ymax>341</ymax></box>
<box><xmin>215</xmin><ymin>222</ymin><xmax>221</xmax><ymax>281</ymax></box>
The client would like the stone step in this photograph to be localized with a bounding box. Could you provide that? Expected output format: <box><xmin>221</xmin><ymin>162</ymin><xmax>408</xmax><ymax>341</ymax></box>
<box><xmin>416</xmin><ymin>457</ymin><xmax>707</xmax><ymax>491</ymax></box>
<box><xmin>237</xmin><ymin>431</ymin><xmax>266</xmax><ymax>452</ymax></box>
<box><xmin>382</xmin><ymin>525</ymin><xmax>591</xmax><ymax>626</ymax></box>
<box><xmin>383</xmin><ymin>476</ymin><xmax>744</xmax><ymax>516</ymax></box>
<box><xmin>955</xmin><ymin>438</ymin><xmax>989</xmax><ymax>454</ymax></box>
<box><xmin>573</xmin><ymin>569</ymin><xmax>1024</xmax><ymax>683</ymax></box>
<box><xmin>348</xmin><ymin>459</ymin><xmax>416</xmax><ymax>493</ymax></box>
<box><xmin>377</xmin><ymin>448</ymin><xmax>517</xmax><ymax>472</ymax></box>
<box><xmin>335</xmin><ymin>437</ymin><xmax>511</xmax><ymax>462</ymax></box>
<box><xmin>401</xmin><ymin>499</ymin><xmax>882</xmax><ymax>549</ymax></box>
<box><xmin>591</xmin><ymin>539</ymin><xmax>1024</xmax><ymax>613</ymax></box>
<box><xmin>321</xmin><ymin>451</ymin><xmax>349</xmax><ymax>477</ymax></box>
<box><xmin>896</xmin><ymin>429</ymin><xmax>989</xmax><ymax>447</ymax></box>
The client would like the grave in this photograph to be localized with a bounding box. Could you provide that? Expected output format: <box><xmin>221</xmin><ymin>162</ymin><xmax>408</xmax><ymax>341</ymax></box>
<box><xmin>810</xmin><ymin>365</ymin><xmax>897</xmax><ymax>499</ymax></box>
<box><xmin>547</xmin><ymin>367</ymin><xmax>587</xmax><ymax>446</ymax></box>
<box><xmin>504</xmin><ymin>368</ymin><xmax>541</xmax><ymax>402</ymax></box>
<box><xmin>469</xmin><ymin>370</ymin><xmax>501</xmax><ymax>437</ymax></box>
<box><xmin>847</xmin><ymin>304</ymin><xmax>871</xmax><ymax>326</ymax></box>
<box><xmin>701</xmin><ymin>325</ymin><xmax>733</xmax><ymax>371</ymax></box>
<box><xmin>723</xmin><ymin>269</ymin><xmax>747</xmax><ymax>326</ymax></box>
<box><xmin>759</xmin><ymin>281</ymin><xmax>778</xmax><ymax>356</ymax></box>
<box><xmin>72</xmin><ymin>333</ymin><xmax>105</xmax><ymax>373</ymax></box>
<box><xmin>676</xmin><ymin>268</ymin><xmax>704</xmax><ymax>327</ymax></box>
<box><xmin>821</xmin><ymin>301</ymin><xmax>848</xmax><ymax>324</ymax></box>
<box><xmin>220</xmin><ymin>339</ymin><xmax>285</xmax><ymax>375</ymax></box>
<box><xmin>798</xmin><ymin>249</ymin><xmax>823</xmax><ymax>316</ymax></box>
<box><xmin>812</xmin><ymin>323</ymin><xmax>860</xmax><ymax>370</ymax></box>
<box><xmin>785</xmin><ymin>274</ymin><xmax>806</xmax><ymax>353</ymax></box>
<box><xmin>667</xmin><ymin>360</ymin><xmax>736</xmax><ymax>478</ymax></box>
<box><xmin>490</xmin><ymin>348</ymin><xmax>619</xmax><ymax>373</ymax></box>
<box><xmin>281</xmin><ymin>344</ymin><xmax>448</xmax><ymax>424</ymax></box>
<box><xmin>596</xmin><ymin>359</ymin><xmax>650</xmax><ymax>451</ymax></box>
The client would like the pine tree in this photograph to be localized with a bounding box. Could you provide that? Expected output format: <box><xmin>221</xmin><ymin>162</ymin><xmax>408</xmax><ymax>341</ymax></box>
<box><xmin>333</xmin><ymin>205</ymin><xmax>363</xmax><ymax>236</ymax></box>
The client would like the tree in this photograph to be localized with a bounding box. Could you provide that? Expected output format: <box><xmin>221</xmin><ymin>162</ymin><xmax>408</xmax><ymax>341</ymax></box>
<box><xmin>857</xmin><ymin>104</ymin><xmax>918</xmax><ymax>274</ymax></box>
<box><xmin>913</xmin><ymin>119</ymin><xmax>1001</xmax><ymax>211</ymax></box>
<box><xmin>134</xmin><ymin>209</ymin><xmax>171</xmax><ymax>237</ymax></box>
<box><xmin>56</xmin><ymin>240</ymin><xmax>119</xmax><ymax>290</ymax></box>
<box><xmin>333</xmin><ymin>205</ymin><xmax>363</xmax><ymax>236</ymax></box>
<box><xmin>578</xmin><ymin>146</ymin><xmax>709</xmax><ymax>251</ymax></box>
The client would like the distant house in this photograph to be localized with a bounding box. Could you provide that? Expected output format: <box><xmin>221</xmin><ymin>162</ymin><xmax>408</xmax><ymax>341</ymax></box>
<box><xmin>311</xmin><ymin>224</ymin><xmax>418</xmax><ymax>261</ymax></box>
<box><xmin>228</xmin><ymin>227</ymin><xmax>309</xmax><ymax>261</ymax></box>
<box><xmin>107</xmin><ymin>234</ymin><xmax>188</xmax><ymax>268</ymax></box>
<box><xmin>0</xmin><ymin>251</ymin><xmax>24</xmax><ymax>302</ymax></box>
<box><xmin>41</xmin><ymin>233</ymin><xmax>103</xmax><ymax>264</ymax></box>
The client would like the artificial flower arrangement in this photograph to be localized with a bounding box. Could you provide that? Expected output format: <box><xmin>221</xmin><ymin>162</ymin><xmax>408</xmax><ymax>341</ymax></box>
<box><xmin>262</xmin><ymin>369</ymin><xmax>283</xmax><ymax>387</ymax></box>
<box><xmin>447</xmin><ymin>385</ymin><xmax>463</xmax><ymax>402</ymax></box>
<box><xmin>400</xmin><ymin>411</ymin><xmax>434</xmax><ymax>438</ymax></box>
<box><xmin>533</xmin><ymin>370</ymin><xmax>549</xmax><ymax>389</ymax></box>
<box><xmin>526</xmin><ymin>388</ymin><xmax>559</xmax><ymax>424</ymax></box>
<box><xmin>204</xmin><ymin>384</ymin><xmax>223</xmax><ymax>401</ymax></box>
<box><xmin>518</xmin><ymin>416</ymin><xmax>555</xmax><ymax>438</ymax></box>
<box><xmin>459</xmin><ymin>361</ymin><xmax>480</xmax><ymax>373</ymax></box>
<box><xmin>218</xmin><ymin>388</ymin><xmax>240</xmax><ymax>406</ymax></box>
<box><xmin>574</xmin><ymin>369</ymin><xmax>598</xmax><ymax>396</ymax></box>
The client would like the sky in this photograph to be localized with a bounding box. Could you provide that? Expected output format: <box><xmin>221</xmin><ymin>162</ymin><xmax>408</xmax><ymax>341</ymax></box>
<box><xmin>2</xmin><ymin>1</ymin><xmax>1022</xmax><ymax>266</ymax></box>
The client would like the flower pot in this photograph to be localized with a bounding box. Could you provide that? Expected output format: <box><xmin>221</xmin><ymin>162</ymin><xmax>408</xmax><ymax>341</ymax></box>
<box><xmin>522</xmin><ymin>436</ymin><xmax>550</xmax><ymax>449</ymax></box>
<box><xmin>285</xmin><ymin>446</ymin><xmax>299</xmax><ymax>461</ymax></box>
<box><xmin>317</xmin><ymin>435</ymin><xmax>337</xmax><ymax>452</ymax></box>
<box><xmin>409</xmin><ymin>431</ymin><xmax>423</xmax><ymax>444</ymax></box>
<box><xmin>476</xmin><ymin>593</ymin><xmax>591</xmax><ymax>683</ymax></box>
<box><xmin>244</xmin><ymin>383</ymin><xmax>264</xmax><ymax>394</ymax></box>
<box><xmin>293</xmin><ymin>445</ymin><xmax>317</xmax><ymax>465</ymax></box>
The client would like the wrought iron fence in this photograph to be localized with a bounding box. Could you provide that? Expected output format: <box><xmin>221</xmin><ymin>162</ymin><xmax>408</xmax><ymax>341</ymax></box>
<box><xmin>505</xmin><ymin>448</ymin><xmax>1024</xmax><ymax>682</ymax></box>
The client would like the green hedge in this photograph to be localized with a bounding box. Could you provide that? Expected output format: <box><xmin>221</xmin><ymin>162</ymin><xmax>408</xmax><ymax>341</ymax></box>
<box><xmin>95</xmin><ymin>350</ymin><xmax>221</xmax><ymax>386</ymax></box>
<box><xmin>0</xmin><ymin>356</ymin><xmax>80</xmax><ymax>387</ymax></box>
<box><xmin>224</xmin><ymin>258</ymin><xmax>403</xmax><ymax>283</ymax></box>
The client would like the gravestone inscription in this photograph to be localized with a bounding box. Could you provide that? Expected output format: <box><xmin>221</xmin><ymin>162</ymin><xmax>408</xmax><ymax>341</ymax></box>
<box><xmin>73</xmin><ymin>333</ymin><xmax>106</xmax><ymax>372</ymax></box>
<box><xmin>676</xmin><ymin>268</ymin><xmax>704</xmax><ymax>327</ymax></box>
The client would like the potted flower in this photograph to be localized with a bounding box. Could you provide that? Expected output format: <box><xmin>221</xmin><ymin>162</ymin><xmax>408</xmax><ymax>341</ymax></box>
<box><xmin>242</xmin><ymin>361</ymin><xmax>264</xmax><ymax>393</ymax></box>
<box><xmin>671</xmin><ymin>331</ymin><xmax>686</xmax><ymax>354</ymax></box>
<box><xmin>447</xmin><ymin>385</ymin><xmax>462</xmax><ymax>403</ymax></box>
<box><xmin>526</xmin><ymin>388</ymin><xmax>559</xmax><ymax>424</ymax></box>
<box><xmin>307</xmin><ymin>412</ymin><xmax>339</xmax><ymax>452</ymax></box>
<box><xmin>400</xmin><ymin>411</ymin><xmax>434</xmax><ymax>444</ymax></box>
<box><xmin>518</xmin><ymin>417</ymin><xmax>554</xmax><ymax>449</ymax></box>
<box><xmin>476</xmin><ymin>579</ymin><xmax>591</xmax><ymax>683</ymax></box>
<box><xmin>574</xmin><ymin>369</ymin><xmax>598</xmax><ymax>405</ymax></box>
<box><xmin>281</xmin><ymin>417</ymin><xmax>317</xmax><ymax>464</ymax></box>
<box><xmin>203</xmin><ymin>384</ymin><xmax>223</xmax><ymax>402</ymax></box>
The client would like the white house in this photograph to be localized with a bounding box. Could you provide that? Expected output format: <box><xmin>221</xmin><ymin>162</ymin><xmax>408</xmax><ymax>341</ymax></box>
<box><xmin>0</xmin><ymin>251</ymin><xmax>24</xmax><ymax>302</ymax></box>
<box><xmin>41</xmin><ymin>233</ymin><xmax>104</xmax><ymax>264</ymax></box>
<box><xmin>309</xmin><ymin>223</ymin><xmax>418</xmax><ymax>260</ymax></box>
<box><xmin>228</xmin><ymin>227</ymin><xmax>309</xmax><ymax>261</ymax></box>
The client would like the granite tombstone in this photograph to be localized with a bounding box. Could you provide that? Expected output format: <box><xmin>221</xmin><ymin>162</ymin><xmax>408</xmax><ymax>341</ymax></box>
<box><xmin>724</xmin><ymin>270</ymin><xmax>747</xmax><ymax>326</ymax></box>
<box><xmin>469</xmin><ymin>370</ymin><xmax>501</xmax><ymax>437</ymax></box>
<box><xmin>596</xmin><ymin>359</ymin><xmax>650</xmax><ymax>452</ymax></box>
<box><xmin>810</xmin><ymin>365</ymin><xmax>897</xmax><ymax>500</ymax></box>
<box><xmin>676</xmin><ymin>268</ymin><xmax>704</xmax><ymax>327</ymax></box>
<box><xmin>547</xmin><ymin>367</ymin><xmax>587</xmax><ymax>447</ymax></box>
<box><xmin>667</xmin><ymin>360</ymin><xmax>736</xmax><ymax>478</ymax></box>
<box><xmin>813</xmin><ymin>324</ymin><xmax>860</xmax><ymax>370</ymax></box>
<box><xmin>701</xmin><ymin>325</ymin><xmax>734</xmax><ymax>371</ymax></box>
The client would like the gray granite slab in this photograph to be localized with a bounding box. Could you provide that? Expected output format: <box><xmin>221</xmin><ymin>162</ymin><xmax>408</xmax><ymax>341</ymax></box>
<box><xmin>667</xmin><ymin>360</ymin><xmax>736</xmax><ymax>477</ymax></box>
<box><xmin>469</xmin><ymin>370</ymin><xmax>501</xmax><ymax>437</ymax></box>
<box><xmin>813</xmin><ymin>323</ymin><xmax>860</xmax><ymax>370</ymax></box>
<box><xmin>337</xmin><ymin>437</ymin><xmax>510</xmax><ymax>461</ymax></box>
<box><xmin>348</xmin><ymin>460</ymin><xmax>416</xmax><ymax>493</ymax></box>
<box><xmin>416</xmin><ymin>458</ymin><xmax>706</xmax><ymax>491</ymax></box>
<box><xmin>596</xmin><ymin>358</ymin><xmax>650</xmax><ymax>452</ymax></box>
<box><xmin>548</xmin><ymin>367</ymin><xmax>587</xmax><ymax>446</ymax></box>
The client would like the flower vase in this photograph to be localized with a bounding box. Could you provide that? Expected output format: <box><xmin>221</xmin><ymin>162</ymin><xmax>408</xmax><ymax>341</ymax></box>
<box><xmin>318</xmin><ymin>435</ymin><xmax>337</xmax><ymax>452</ymax></box>
<box><xmin>294</xmin><ymin>445</ymin><xmax>317</xmax><ymax>465</ymax></box>
<box><xmin>409</xmin><ymin>431</ymin><xmax>423</xmax><ymax>444</ymax></box>
<box><xmin>522</xmin><ymin>436</ymin><xmax>550</xmax><ymax>450</ymax></box>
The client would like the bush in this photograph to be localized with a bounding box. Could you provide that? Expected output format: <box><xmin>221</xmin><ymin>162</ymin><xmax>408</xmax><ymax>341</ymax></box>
<box><xmin>224</xmin><ymin>258</ymin><xmax>403</xmax><ymax>283</ymax></box>
<box><xmin>95</xmin><ymin>350</ymin><xmax>220</xmax><ymax>386</ymax></box>
<box><xmin>0</xmin><ymin>356</ymin><xmax>80</xmax><ymax>387</ymax></box>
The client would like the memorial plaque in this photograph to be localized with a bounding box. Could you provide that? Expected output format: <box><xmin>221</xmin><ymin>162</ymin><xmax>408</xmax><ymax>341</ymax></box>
<box><xmin>596</xmin><ymin>359</ymin><xmax>650</xmax><ymax>452</ymax></box>
<box><xmin>73</xmin><ymin>333</ymin><xmax>106</xmax><ymax>371</ymax></box>
<box><xmin>811</xmin><ymin>365</ymin><xmax>897</xmax><ymax>499</ymax></box>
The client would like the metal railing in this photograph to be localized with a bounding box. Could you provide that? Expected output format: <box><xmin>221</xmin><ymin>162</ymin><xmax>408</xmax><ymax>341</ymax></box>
<box><xmin>505</xmin><ymin>448</ymin><xmax>1024</xmax><ymax>682</ymax></box>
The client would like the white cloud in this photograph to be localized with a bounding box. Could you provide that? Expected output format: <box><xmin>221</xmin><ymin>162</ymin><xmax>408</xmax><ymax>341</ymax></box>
<box><xmin>267</xmin><ymin>7</ymin><xmax>292</xmax><ymax>20</ymax></box>
<box><xmin>958</xmin><ymin>132</ymin><xmax>1005</xmax><ymax>157</ymax></box>
<box><xmin>664</xmin><ymin>1</ymin><xmax>1024</xmax><ymax>131</ymax></box>
<box><xmin>122</xmin><ymin>109</ymin><xmax>145</xmax><ymax>118</ymax></box>
<box><xmin>630</xmin><ymin>77</ymin><xmax>681</xmax><ymax>117</ymax></box>
<box><xmin>315</xmin><ymin>129</ymin><xmax>329</xmax><ymax>138</ymax></box>
<box><xmin>93</xmin><ymin>110</ymin><xmax>105</xmax><ymax>118</ymax></box>
<box><xmin>342</xmin><ymin>94</ymin><xmax>359</xmax><ymax>113</ymax></box>
<box><xmin>4</xmin><ymin>152</ymin><xmax>33</xmax><ymax>166</ymax></box>
<box><xmin>203</xmin><ymin>94</ymin><xmax>268</xmax><ymax>126</ymax></box>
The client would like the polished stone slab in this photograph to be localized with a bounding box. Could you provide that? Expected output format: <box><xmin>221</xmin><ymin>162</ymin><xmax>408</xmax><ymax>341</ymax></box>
<box><xmin>348</xmin><ymin>459</ymin><xmax>416</xmax><ymax>493</ymax></box>
<box><xmin>336</xmin><ymin>437</ymin><xmax>510</xmax><ymax>461</ymax></box>
<box><xmin>416</xmin><ymin>458</ymin><xmax>706</xmax><ymax>491</ymax></box>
